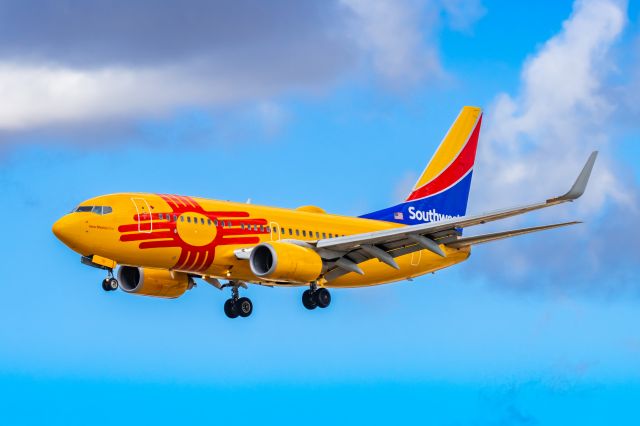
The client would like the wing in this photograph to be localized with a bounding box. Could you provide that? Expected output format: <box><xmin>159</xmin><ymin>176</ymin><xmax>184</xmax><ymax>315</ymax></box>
<box><xmin>314</xmin><ymin>151</ymin><xmax>597</xmax><ymax>281</ymax></box>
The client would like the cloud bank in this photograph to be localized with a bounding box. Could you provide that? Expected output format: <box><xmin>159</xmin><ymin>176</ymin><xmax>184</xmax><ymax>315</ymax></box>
<box><xmin>0</xmin><ymin>0</ymin><xmax>482</xmax><ymax>132</ymax></box>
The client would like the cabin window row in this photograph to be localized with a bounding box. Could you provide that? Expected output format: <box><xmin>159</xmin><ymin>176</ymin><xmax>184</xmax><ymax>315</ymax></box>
<box><xmin>155</xmin><ymin>213</ymin><xmax>346</xmax><ymax>239</ymax></box>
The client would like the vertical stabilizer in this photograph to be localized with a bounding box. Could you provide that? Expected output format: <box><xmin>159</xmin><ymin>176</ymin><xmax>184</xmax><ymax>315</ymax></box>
<box><xmin>360</xmin><ymin>106</ymin><xmax>482</xmax><ymax>225</ymax></box>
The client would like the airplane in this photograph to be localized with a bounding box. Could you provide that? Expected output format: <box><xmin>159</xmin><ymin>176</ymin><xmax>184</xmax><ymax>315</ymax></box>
<box><xmin>52</xmin><ymin>106</ymin><xmax>598</xmax><ymax>319</ymax></box>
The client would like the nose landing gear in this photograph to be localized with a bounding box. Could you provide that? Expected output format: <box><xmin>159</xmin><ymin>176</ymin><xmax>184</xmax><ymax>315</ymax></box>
<box><xmin>221</xmin><ymin>282</ymin><xmax>253</xmax><ymax>319</ymax></box>
<box><xmin>302</xmin><ymin>283</ymin><xmax>331</xmax><ymax>310</ymax></box>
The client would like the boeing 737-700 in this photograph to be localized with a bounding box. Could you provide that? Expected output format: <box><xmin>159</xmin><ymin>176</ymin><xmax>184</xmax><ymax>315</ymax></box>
<box><xmin>52</xmin><ymin>106</ymin><xmax>598</xmax><ymax>318</ymax></box>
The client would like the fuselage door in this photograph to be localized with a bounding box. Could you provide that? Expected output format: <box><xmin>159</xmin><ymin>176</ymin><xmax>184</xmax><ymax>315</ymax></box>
<box><xmin>131</xmin><ymin>197</ymin><xmax>153</xmax><ymax>233</ymax></box>
<box><xmin>270</xmin><ymin>222</ymin><xmax>280</xmax><ymax>241</ymax></box>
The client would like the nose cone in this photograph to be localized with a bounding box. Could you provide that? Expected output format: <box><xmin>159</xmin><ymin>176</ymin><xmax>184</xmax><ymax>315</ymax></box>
<box><xmin>52</xmin><ymin>215</ymin><xmax>75</xmax><ymax>247</ymax></box>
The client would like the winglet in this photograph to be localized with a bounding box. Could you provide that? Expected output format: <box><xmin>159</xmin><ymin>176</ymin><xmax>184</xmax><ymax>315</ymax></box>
<box><xmin>549</xmin><ymin>151</ymin><xmax>598</xmax><ymax>202</ymax></box>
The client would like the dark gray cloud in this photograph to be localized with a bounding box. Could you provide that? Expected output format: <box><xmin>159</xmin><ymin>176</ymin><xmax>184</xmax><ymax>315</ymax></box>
<box><xmin>0</xmin><ymin>0</ymin><xmax>483</xmax><ymax>132</ymax></box>
<box><xmin>0</xmin><ymin>0</ymin><xmax>364</xmax><ymax>131</ymax></box>
<box><xmin>0</xmin><ymin>0</ymin><xmax>346</xmax><ymax>69</ymax></box>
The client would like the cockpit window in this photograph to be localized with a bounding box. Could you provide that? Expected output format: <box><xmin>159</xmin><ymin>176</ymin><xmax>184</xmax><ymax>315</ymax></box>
<box><xmin>73</xmin><ymin>205</ymin><xmax>113</xmax><ymax>215</ymax></box>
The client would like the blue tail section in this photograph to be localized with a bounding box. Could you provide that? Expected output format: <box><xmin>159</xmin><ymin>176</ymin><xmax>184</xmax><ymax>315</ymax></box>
<box><xmin>359</xmin><ymin>106</ymin><xmax>482</xmax><ymax>226</ymax></box>
<box><xmin>359</xmin><ymin>172</ymin><xmax>474</xmax><ymax>225</ymax></box>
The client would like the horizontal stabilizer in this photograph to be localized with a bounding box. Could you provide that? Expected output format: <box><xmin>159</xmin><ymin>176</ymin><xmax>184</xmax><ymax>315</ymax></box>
<box><xmin>446</xmin><ymin>221</ymin><xmax>581</xmax><ymax>249</ymax></box>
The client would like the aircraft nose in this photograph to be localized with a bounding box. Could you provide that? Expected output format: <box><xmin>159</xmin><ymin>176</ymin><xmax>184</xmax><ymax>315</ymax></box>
<box><xmin>52</xmin><ymin>215</ymin><xmax>74</xmax><ymax>246</ymax></box>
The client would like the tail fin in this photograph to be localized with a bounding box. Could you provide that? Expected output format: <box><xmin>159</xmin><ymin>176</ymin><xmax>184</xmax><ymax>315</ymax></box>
<box><xmin>360</xmin><ymin>106</ymin><xmax>482</xmax><ymax>225</ymax></box>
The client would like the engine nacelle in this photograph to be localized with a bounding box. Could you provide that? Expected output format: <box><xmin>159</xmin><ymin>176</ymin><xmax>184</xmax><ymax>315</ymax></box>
<box><xmin>249</xmin><ymin>241</ymin><xmax>323</xmax><ymax>283</ymax></box>
<box><xmin>117</xmin><ymin>266</ymin><xmax>193</xmax><ymax>299</ymax></box>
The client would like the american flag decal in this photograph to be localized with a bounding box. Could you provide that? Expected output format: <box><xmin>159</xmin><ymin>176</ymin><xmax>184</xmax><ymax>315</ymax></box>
<box><xmin>394</xmin><ymin>211</ymin><xmax>404</xmax><ymax>220</ymax></box>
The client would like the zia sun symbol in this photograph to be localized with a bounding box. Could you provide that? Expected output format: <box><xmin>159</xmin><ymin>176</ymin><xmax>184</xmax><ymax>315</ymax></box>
<box><xmin>118</xmin><ymin>194</ymin><xmax>268</xmax><ymax>273</ymax></box>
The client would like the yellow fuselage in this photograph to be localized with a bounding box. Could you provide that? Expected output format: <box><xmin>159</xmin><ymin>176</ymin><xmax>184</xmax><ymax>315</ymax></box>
<box><xmin>53</xmin><ymin>193</ymin><xmax>470</xmax><ymax>288</ymax></box>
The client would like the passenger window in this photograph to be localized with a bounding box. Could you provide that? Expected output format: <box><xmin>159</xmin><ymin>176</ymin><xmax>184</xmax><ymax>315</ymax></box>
<box><xmin>266</xmin><ymin>226</ymin><xmax>270</xmax><ymax>233</ymax></box>
<box><xmin>259</xmin><ymin>225</ymin><xmax>264</xmax><ymax>232</ymax></box>
<box><xmin>296</xmin><ymin>229</ymin><xmax>300</xmax><ymax>236</ymax></box>
<box><xmin>187</xmin><ymin>217</ymin><xmax>191</xmax><ymax>223</ymax></box>
<box><xmin>214</xmin><ymin>219</ymin><xmax>218</xmax><ymax>226</ymax></box>
<box><xmin>158</xmin><ymin>213</ymin><xmax>163</xmax><ymax>220</ymax></box>
<box><xmin>201</xmin><ymin>218</ymin><xmax>205</xmax><ymax>225</ymax></box>
<box><xmin>322</xmin><ymin>233</ymin><xmax>326</xmax><ymax>239</ymax></box>
<box><xmin>316</xmin><ymin>232</ymin><xmax>320</xmax><ymax>238</ymax></box>
<box><xmin>289</xmin><ymin>228</ymin><xmax>293</xmax><ymax>235</ymax></box>
<box><xmin>173</xmin><ymin>215</ymin><xmax>178</xmax><ymax>222</ymax></box>
<box><xmin>180</xmin><ymin>216</ymin><xmax>184</xmax><ymax>222</ymax></box>
<box><xmin>329</xmin><ymin>233</ymin><xmax>333</xmax><ymax>238</ymax></box>
<box><xmin>208</xmin><ymin>219</ymin><xmax>212</xmax><ymax>225</ymax></box>
<box><xmin>302</xmin><ymin>230</ymin><xmax>306</xmax><ymax>237</ymax></box>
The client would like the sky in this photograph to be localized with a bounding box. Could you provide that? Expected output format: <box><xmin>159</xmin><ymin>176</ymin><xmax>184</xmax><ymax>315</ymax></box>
<box><xmin>1</xmin><ymin>0</ymin><xmax>639</xmax><ymax>424</ymax></box>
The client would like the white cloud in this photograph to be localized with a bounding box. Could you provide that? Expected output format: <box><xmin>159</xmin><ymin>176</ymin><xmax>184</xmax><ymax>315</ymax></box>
<box><xmin>0</xmin><ymin>61</ymin><xmax>297</xmax><ymax>133</ymax></box>
<box><xmin>464</xmin><ymin>0</ymin><xmax>640</xmax><ymax>294</ymax></box>
<box><xmin>339</xmin><ymin>0</ymin><xmax>485</xmax><ymax>86</ymax></box>
<box><xmin>340</xmin><ymin>0</ymin><xmax>444</xmax><ymax>86</ymax></box>
<box><xmin>0</xmin><ymin>63</ymin><xmax>188</xmax><ymax>130</ymax></box>
<box><xmin>472</xmin><ymin>0</ymin><xmax>632</xmax><ymax>216</ymax></box>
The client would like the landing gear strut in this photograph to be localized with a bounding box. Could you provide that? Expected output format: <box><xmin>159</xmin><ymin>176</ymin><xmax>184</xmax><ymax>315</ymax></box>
<box><xmin>221</xmin><ymin>282</ymin><xmax>253</xmax><ymax>319</ymax></box>
<box><xmin>101</xmin><ymin>269</ymin><xmax>118</xmax><ymax>292</ymax></box>
<box><xmin>302</xmin><ymin>283</ymin><xmax>331</xmax><ymax>310</ymax></box>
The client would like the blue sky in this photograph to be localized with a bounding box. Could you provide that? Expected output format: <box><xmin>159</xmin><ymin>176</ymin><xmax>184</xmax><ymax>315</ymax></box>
<box><xmin>1</xmin><ymin>1</ymin><xmax>640</xmax><ymax>424</ymax></box>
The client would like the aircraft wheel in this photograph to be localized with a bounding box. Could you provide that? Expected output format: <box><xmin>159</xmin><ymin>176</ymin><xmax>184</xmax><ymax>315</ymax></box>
<box><xmin>224</xmin><ymin>298</ymin><xmax>239</xmax><ymax>319</ymax></box>
<box><xmin>302</xmin><ymin>290</ymin><xmax>317</xmax><ymax>310</ymax></box>
<box><xmin>101</xmin><ymin>279</ymin><xmax>111</xmax><ymax>292</ymax></box>
<box><xmin>315</xmin><ymin>288</ymin><xmax>331</xmax><ymax>308</ymax></box>
<box><xmin>108</xmin><ymin>278</ymin><xmax>119</xmax><ymax>291</ymax></box>
<box><xmin>236</xmin><ymin>297</ymin><xmax>253</xmax><ymax>318</ymax></box>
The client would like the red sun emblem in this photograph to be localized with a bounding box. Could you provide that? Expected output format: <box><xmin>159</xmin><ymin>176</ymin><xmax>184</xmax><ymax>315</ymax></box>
<box><xmin>118</xmin><ymin>194</ymin><xmax>268</xmax><ymax>273</ymax></box>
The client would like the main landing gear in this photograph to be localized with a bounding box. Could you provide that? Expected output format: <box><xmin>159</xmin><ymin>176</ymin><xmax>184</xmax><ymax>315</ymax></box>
<box><xmin>221</xmin><ymin>282</ymin><xmax>253</xmax><ymax>319</ymax></box>
<box><xmin>101</xmin><ymin>270</ymin><xmax>118</xmax><ymax>292</ymax></box>
<box><xmin>302</xmin><ymin>283</ymin><xmax>331</xmax><ymax>310</ymax></box>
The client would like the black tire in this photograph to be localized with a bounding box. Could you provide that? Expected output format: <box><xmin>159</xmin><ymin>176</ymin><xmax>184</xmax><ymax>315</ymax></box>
<box><xmin>236</xmin><ymin>297</ymin><xmax>253</xmax><ymax>318</ymax></box>
<box><xmin>108</xmin><ymin>278</ymin><xmax>119</xmax><ymax>291</ymax></box>
<box><xmin>315</xmin><ymin>288</ymin><xmax>331</xmax><ymax>308</ymax></box>
<box><xmin>101</xmin><ymin>279</ymin><xmax>111</xmax><ymax>292</ymax></box>
<box><xmin>302</xmin><ymin>290</ymin><xmax>317</xmax><ymax>310</ymax></box>
<box><xmin>224</xmin><ymin>299</ymin><xmax>238</xmax><ymax>319</ymax></box>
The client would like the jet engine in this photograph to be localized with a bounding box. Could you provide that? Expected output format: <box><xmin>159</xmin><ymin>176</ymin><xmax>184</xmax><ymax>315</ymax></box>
<box><xmin>117</xmin><ymin>266</ymin><xmax>194</xmax><ymax>299</ymax></box>
<box><xmin>249</xmin><ymin>241</ymin><xmax>323</xmax><ymax>283</ymax></box>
